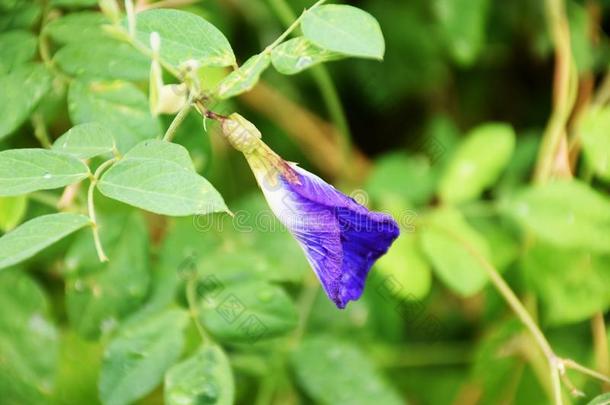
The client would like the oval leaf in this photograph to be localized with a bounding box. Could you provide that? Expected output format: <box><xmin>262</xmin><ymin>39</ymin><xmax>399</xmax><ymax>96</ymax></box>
<box><xmin>44</xmin><ymin>11</ymin><xmax>109</xmax><ymax>45</ymax></box>
<box><xmin>291</xmin><ymin>336</ymin><xmax>403</xmax><ymax>405</ymax></box>
<box><xmin>271</xmin><ymin>37</ymin><xmax>343</xmax><ymax>75</ymax></box>
<box><xmin>133</xmin><ymin>9</ymin><xmax>235</xmax><ymax>69</ymax></box>
<box><xmin>302</xmin><ymin>4</ymin><xmax>385</xmax><ymax>60</ymax></box>
<box><xmin>0</xmin><ymin>148</ymin><xmax>89</xmax><ymax>196</ymax></box>
<box><xmin>66</xmin><ymin>212</ymin><xmax>150</xmax><ymax>339</ymax></box>
<box><xmin>200</xmin><ymin>280</ymin><xmax>298</xmax><ymax>343</ymax></box>
<box><xmin>0</xmin><ymin>30</ymin><xmax>38</xmax><ymax>73</ymax></box>
<box><xmin>0</xmin><ymin>269</ymin><xmax>59</xmax><ymax>404</ymax></box>
<box><xmin>68</xmin><ymin>79</ymin><xmax>162</xmax><ymax>152</ymax></box>
<box><xmin>164</xmin><ymin>345</ymin><xmax>234</xmax><ymax>405</ymax></box>
<box><xmin>52</xmin><ymin>122</ymin><xmax>116</xmax><ymax>159</ymax></box>
<box><xmin>375</xmin><ymin>232</ymin><xmax>432</xmax><ymax>299</ymax></box>
<box><xmin>0</xmin><ymin>196</ymin><xmax>28</xmax><ymax>231</ymax></box>
<box><xmin>503</xmin><ymin>180</ymin><xmax>610</xmax><ymax>253</ymax></box>
<box><xmin>579</xmin><ymin>106</ymin><xmax>610</xmax><ymax>181</ymax></box>
<box><xmin>587</xmin><ymin>393</ymin><xmax>610</xmax><ymax>405</ymax></box>
<box><xmin>216</xmin><ymin>53</ymin><xmax>271</xmax><ymax>99</ymax></box>
<box><xmin>0</xmin><ymin>213</ymin><xmax>90</xmax><ymax>270</ymax></box>
<box><xmin>434</xmin><ymin>0</ymin><xmax>490</xmax><ymax>66</ymax></box>
<box><xmin>0</xmin><ymin>64</ymin><xmax>52</xmax><ymax>140</ymax></box>
<box><xmin>420</xmin><ymin>207</ymin><xmax>491</xmax><ymax>296</ymax></box>
<box><xmin>521</xmin><ymin>242</ymin><xmax>610</xmax><ymax>325</ymax></box>
<box><xmin>54</xmin><ymin>39</ymin><xmax>149</xmax><ymax>81</ymax></box>
<box><xmin>98</xmin><ymin>140</ymin><xmax>227</xmax><ymax>216</ymax></box>
<box><xmin>439</xmin><ymin>123</ymin><xmax>515</xmax><ymax>204</ymax></box>
<box><xmin>99</xmin><ymin>309</ymin><xmax>188</xmax><ymax>405</ymax></box>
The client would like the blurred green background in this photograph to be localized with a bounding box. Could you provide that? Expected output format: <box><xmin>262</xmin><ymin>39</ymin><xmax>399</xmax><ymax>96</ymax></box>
<box><xmin>1</xmin><ymin>0</ymin><xmax>610</xmax><ymax>404</ymax></box>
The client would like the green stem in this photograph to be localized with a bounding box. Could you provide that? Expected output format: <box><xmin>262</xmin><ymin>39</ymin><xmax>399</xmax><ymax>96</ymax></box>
<box><xmin>430</xmin><ymin>222</ymin><xmax>562</xmax><ymax>404</ymax></box>
<box><xmin>264</xmin><ymin>0</ymin><xmax>327</xmax><ymax>53</ymax></box>
<box><xmin>563</xmin><ymin>359</ymin><xmax>610</xmax><ymax>385</ymax></box>
<box><xmin>290</xmin><ymin>277</ymin><xmax>318</xmax><ymax>345</ymax></box>
<box><xmin>87</xmin><ymin>158</ymin><xmax>117</xmax><ymax>262</ymax></box>
<box><xmin>534</xmin><ymin>0</ymin><xmax>576</xmax><ymax>183</ymax></box>
<box><xmin>186</xmin><ymin>277</ymin><xmax>211</xmax><ymax>344</ymax></box>
<box><xmin>162</xmin><ymin>100</ymin><xmax>192</xmax><ymax>142</ymax></box>
<box><xmin>31</xmin><ymin>113</ymin><xmax>52</xmax><ymax>148</ymax></box>
<box><xmin>266</xmin><ymin>0</ymin><xmax>353</xmax><ymax>176</ymax></box>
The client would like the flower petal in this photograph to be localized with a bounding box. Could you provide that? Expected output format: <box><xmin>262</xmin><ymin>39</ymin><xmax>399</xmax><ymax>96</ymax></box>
<box><xmin>245</xmin><ymin>148</ymin><xmax>400</xmax><ymax>308</ymax></box>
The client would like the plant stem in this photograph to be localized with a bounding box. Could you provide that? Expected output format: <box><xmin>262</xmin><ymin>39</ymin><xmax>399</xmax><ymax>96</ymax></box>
<box><xmin>431</xmin><ymin>223</ymin><xmax>562</xmax><ymax>403</ymax></box>
<box><xmin>266</xmin><ymin>0</ymin><xmax>353</xmax><ymax>178</ymax></box>
<box><xmin>264</xmin><ymin>0</ymin><xmax>327</xmax><ymax>53</ymax></box>
<box><xmin>290</xmin><ymin>275</ymin><xmax>318</xmax><ymax>345</ymax></box>
<box><xmin>592</xmin><ymin>312</ymin><xmax>610</xmax><ymax>390</ymax></box>
<box><xmin>563</xmin><ymin>359</ymin><xmax>610</xmax><ymax>385</ymax></box>
<box><xmin>87</xmin><ymin>158</ymin><xmax>117</xmax><ymax>262</ymax></box>
<box><xmin>534</xmin><ymin>0</ymin><xmax>576</xmax><ymax>183</ymax></box>
<box><xmin>186</xmin><ymin>277</ymin><xmax>211</xmax><ymax>343</ymax></box>
<box><xmin>162</xmin><ymin>101</ymin><xmax>192</xmax><ymax>142</ymax></box>
<box><xmin>31</xmin><ymin>113</ymin><xmax>52</xmax><ymax>148</ymax></box>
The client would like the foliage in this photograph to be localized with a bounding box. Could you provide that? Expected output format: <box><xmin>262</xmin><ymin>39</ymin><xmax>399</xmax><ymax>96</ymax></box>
<box><xmin>0</xmin><ymin>0</ymin><xmax>609</xmax><ymax>404</ymax></box>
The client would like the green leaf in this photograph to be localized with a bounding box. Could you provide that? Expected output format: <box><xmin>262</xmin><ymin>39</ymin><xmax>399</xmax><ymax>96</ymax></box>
<box><xmin>420</xmin><ymin>207</ymin><xmax>491</xmax><ymax>296</ymax></box>
<box><xmin>99</xmin><ymin>309</ymin><xmax>188</xmax><ymax>405</ymax></box>
<box><xmin>439</xmin><ymin>123</ymin><xmax>515</xmax><ymax>204</ymax></box>
<box><xmin>133</xmin><ymin>9</ymin><xmax>235</xmax><ymax>69</ymax></box>
<box><xmin>98</xmin><ymin>140</ymin><xmax>227</xmax><ymax>216</ymax></box>
<box><xmin>271</xmin><ymin>37</ymin><xmax>342</xmax><ymax>75</ymax></box>
<box><xmin>0</xmin><ymin>148</ymin><xmax>89</xmax><ymax>196</ymax></box>
<box><xmin>434</xmin><ymin>0</ymin><xmax>490</xmax><ymax>65</ymax></box>
<box><xmin>68</xmin><ymin>79</ymin><xmax>162</xmax><ymax>152</ymax></box>
<box><xmin>0</xmin><ymin>64</ymin><xmax>52</xmax><ymax>140</ymax></box>
<box><xmin>216</xmin><ymin>53</ymin><xmax>271</xmax><ymax>99</ymax></box>
<box><xmin>200</xmin><ymin>280</ymin><xmax>298</xmax><ymax>343</ymax></box>
<box><xmin>51</xmin><ymin>0</ymin><xmax>97</xmax><ymax>6</ymax></box>
<box><xmin>521</xmin><ymin>243</ymin><xmax>610</xmax><ymax>325</ymax></box>
<box><xmin>366</xmin><ymin>153</ymin><xmax>437</xmax><ymax>206</ymax></box>
<box><xmin>0</xmin><ymin>213</ymin><xmax>90</xmax><ymax>270</ymax></box>
<box><xmin>0</xmin><ymin>195</ymin><xmax>27</xmax><ymax>231</ymax></box>
<box><xmin>52</xmin><ymin>122</ymin><xmax>116</xmax><ymax>159</ymax></box>
<box><xmin>587</xmin><ymin>393</ymin><xmax>610</xmax><ymax>405</ymax></box>
<box><xmin>292</xmin><ymin>336</ymin><xmax>403</xmax><ymax>405</ymax></box>
<box><xmin>0</xmin><ymin>269</ymin><xmax>59</xmax><ymax>404</ymax></box>
<box><xmin>0</xmin><ymin>30</ymin><xmax>37</xmax><ymax>74</ymax></box>
<box><xmin>503</xmin><ymin>180</ymin><xmax>610</xmax><ymax>253</ymax></box>
<box><xmin>164</xmin><ymin>345</ymin><xmax>234</xmax><ymax>405</ymax></box>
<box><xmin>66</xmin><ymin>212</ymin><xmax>150</xmax><ymax>339</ymax></box>
<box><xmin>469</xmin><ymin>217</ymin><xmax>519</xmax><ymax>270</ymax></box>
<box><xmin>51</xmin><ymin>331</ymin><xmax>103</xmax><ymax>405</ymax></box>
<box><xmin>54</xmin><ymin>38</ymin><xmax>150</xmax><ymax>81</ymax></box>
<box><xmin>44</xmin><ymin>11</ymin><xmax>109</xmax><ymax>45</ymax></box>
<box><xmin>0</xmin><ymin>2</ymin><xmax>41</xmax><ymax>31</ymax></box>
<box><xmin>579</xmin><ymin>106</ymin><xmax>610</xmax><ymax>181</ymax></box>
<box><xmin>302</xmin><ymin>4</ymin><xmax>385</xmax><ymax>60</ymax></box>
<box><xmin>375</xmin><ymin>231</ymin><xmax>432</xmax><ymax>300</ymax></box>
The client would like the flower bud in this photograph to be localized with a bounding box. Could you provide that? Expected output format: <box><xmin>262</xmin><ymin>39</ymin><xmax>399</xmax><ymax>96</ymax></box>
<box><xmin>221</xmin><ymin>113</ymin><xmax>262</xmax><ymax>154</ymax></box>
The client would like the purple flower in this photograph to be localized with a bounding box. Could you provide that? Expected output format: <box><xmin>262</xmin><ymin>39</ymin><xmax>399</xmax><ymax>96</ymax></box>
<box><xmin>222</xmin><ymin>114</ymin><xmax>400</xmax><ymax>308</ymax></box>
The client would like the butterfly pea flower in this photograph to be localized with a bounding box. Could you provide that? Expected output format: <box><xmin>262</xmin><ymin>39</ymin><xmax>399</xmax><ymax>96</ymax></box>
<box><xmin>220</xmin><ymin>113</ymin><xmax>400</xmax><ymax>309</ymax></box>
